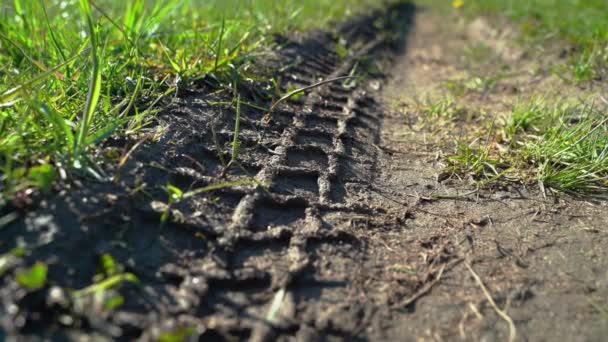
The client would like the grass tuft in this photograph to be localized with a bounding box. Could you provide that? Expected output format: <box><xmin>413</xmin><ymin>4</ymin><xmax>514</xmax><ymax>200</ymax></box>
<box><xmin>446</xmin><ymin>99</ymin><xmax>608</xmax><ymax>195</ymax></box>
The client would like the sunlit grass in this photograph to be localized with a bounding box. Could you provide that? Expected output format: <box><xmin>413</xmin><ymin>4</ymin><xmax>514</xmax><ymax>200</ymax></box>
<box><xmin>409</xmin><ymin>0</ymin><xmax>608</xmax><ymax>195</ymax></box>
<box><xmin>522</xmin><ymin>104</ymin><xmax>608</xmax><ymax>193</ymax></box>
<box><xmin>446</xmin><ymin>99</ymin><xmax>608</xmax><ymax>195</ymax></box>
<box><xmin>0</xmin><ymin>0</ymin><xmax>384</xmax><ymax>199</ymax></box>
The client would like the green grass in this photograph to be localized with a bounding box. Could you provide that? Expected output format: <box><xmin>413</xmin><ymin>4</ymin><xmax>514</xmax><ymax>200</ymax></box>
<box><xmin>520</xmin><ymin>103</ymin><xmax>608</xmax><ymax>193</ymax></box>
<box><xmin>403</xmin><ymin>96</ymin><xmax>485</xmax><ymax>137</ymax></box>
<box><xmin>445</xmin><ymin>75</ymin><xmax>502</xmax><ymax>96</ymax></box>
<box><xmin>0</xmin><ymin>0</ymin><xmax>383</xmax><ymax>200</ymax></box>
<box><xmin>446</xmin><ymin>99</ymin><xmax>608</xmax><ymax>195</ymax></box>
<box><xmin>407</xmin><ymin>1</ymin><xmax>608</xmax><ymax>195</ymax></box>
<box><xmin>460</xmin><ymin>0</ymin><xmax>608</xmax><ymax>82</ymax></box>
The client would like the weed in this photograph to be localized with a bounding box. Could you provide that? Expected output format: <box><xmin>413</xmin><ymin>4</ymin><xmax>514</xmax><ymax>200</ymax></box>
<box><xmin>589</xmin><ymin>298</ymin><xmax>608</xmax><ymax>322</ymax></box>
<box><xmin>503</xmin><ymin>99</ymin><xmax>547</xmax><ymax>141</ymax></box>
<box><xmin>228</xmin><ymin>95</ymin><xmax>243</xmax><ymax>169</ymax></box>
<box><xmin>74</xmin><ymin>0</ymin><xmax>102</xmax><ymax>165</ymax></box>
<box><xmin>71</xmin><ymin>254</ymin><xmax>137</xmax><ymax>314</ymax></box>
<box><xmin>462</xmin><ymin>43</ymin><xmax>495</xmax><ymax>65</ymax></box>
<box><xmin>416</xmin><ymin>1</ymin><xmax>608</xmax><ymax>195</ymax></box>
<box><xmin>27</xmin><ymin>164</ymin><xmax>56</xmax><ymax>193</ymax></box>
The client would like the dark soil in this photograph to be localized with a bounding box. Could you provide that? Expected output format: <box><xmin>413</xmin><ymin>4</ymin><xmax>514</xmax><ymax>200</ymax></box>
<box><xmin>2</xmin><ymin>3</ymin><xmax>608</xmax><ymax>341</ymax></box>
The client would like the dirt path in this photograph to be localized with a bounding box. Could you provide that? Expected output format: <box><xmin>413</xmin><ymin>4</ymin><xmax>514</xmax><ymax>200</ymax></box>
<box><xmin>374</xmin><ymin>8</ymin><xmax>608</xmax><ymax>341</ymax></box>
<box><xmin>2</xmin><ymin>4</ymin><xmax>608</xmax><ymax>341</ymax></box>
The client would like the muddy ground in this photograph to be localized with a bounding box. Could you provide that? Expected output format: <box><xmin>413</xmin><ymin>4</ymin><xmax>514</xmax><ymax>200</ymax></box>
<box><xmin>2</xmin><ymin>2</ymin><xmax>608</xmax><ymax>341</ymax></box>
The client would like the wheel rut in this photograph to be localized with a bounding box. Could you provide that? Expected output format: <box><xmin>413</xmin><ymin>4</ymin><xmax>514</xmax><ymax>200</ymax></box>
<box><xmin>0</xmin><ymin>3</ymin><xmax>421</xmax><ymax>340</ymax></box>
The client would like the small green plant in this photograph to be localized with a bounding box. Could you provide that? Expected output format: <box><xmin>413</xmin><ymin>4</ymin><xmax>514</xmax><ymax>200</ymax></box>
<box><xmin>410</xmin><ymin>97</ymin><xmax>478</xmax><ymax>128</ymax></box>
<box><xmin>227</xmin><ymin>94</ymin><xmax>243</xmax><ymax>170</ymax></box>
<box><xmin>100</xmin><ymin>253</ymin><xmax>119</xmax><ymax>276</ymax></box>
<box><xmin>462</xmin><ymin>43</ymin><xmax>495</xmax><ymax>65</ymax></box>
<box><xmin>336</xmin><ymin>38</ymin><xmax>351</xmax><ymax>59</ymax></box>
<box><xmin>284</xmin><ymin>86</ymin><xmax>306</xmax><ymax>102</ymax></box>
<box><xmin>73</xmin><ymin>273</ymin><xmax>138</xmax><ymax>298</ymax></box>
<box><xmin>524</xmin><ymin>109</ymin><xmax>608</xmax><ymax>193</ymax></box>
<box><xmin>217</xmin><ymin>83</ymin><xmax>261</xmax><ymax>177</ymax></box>
<box><xmin>422</xmin><ymin>98</ymin><xmax>464</xmax><ymax>119</ymax></box>
<box><xmin>159</xmin><ymin>180</ymin><xmax>260</xmax><ymax>225</ymax></box>
<box><xmin>73</xmin><ymin>254</ymin><xmax>138</xmax><ymax>299</ymax></box>
<box><xmin>569</xmin><ymin>53</ymin><xmax>595</xmax><ymax>82</ymax></box>
<box><xmin>16</xmin><ymin>262</ymin><xmax>48</xmax><ymax>291</ymax></box>
<box><xmin>446</xmin><ymin>98</ymin><xmax>608</xmax><ymax>195</ymax></box>
<box><xmin>161</xmin><ymin>184</ymin><xmax>185</xmax><ymax>225</ymax></box>
<box><xmin>65</xmin><ymin>254</ymin><xmax>138</xmax><ymax>313</ymax></box>
<box><xmin>266</xmin><ymin>287</ymin><xmax>287</xmax><ymax>323</ymax></box>
<box><xmin>589</xmin><ymin>298</ymin><xmax>608</xmax><ymax>322</ymax></box>
<box><xmin>27</xmin><ymin>164</ymin><xmax>56</xmax><ymax>193</ymax></box>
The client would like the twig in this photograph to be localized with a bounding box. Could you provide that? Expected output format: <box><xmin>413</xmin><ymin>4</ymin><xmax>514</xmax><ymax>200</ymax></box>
<box><xmin>115</xmin><ymin>136</ymin><xmax>149</xmax><ymax>178</ymax></box>
<box><xmin>465</xmin><ymin>261</ymin><xmax>517</xmax><ymax>342</ymax></box>
<box><xmin>393</xmin><ymin>264</ymin><xmax>446</xmax><ymax>308</ymax></box>
<box><xmin>430</xmin><ymin>189</ymin><xmax>478</xmax><ymax>200</ymax></box>
<box><xmin>392</xmin><ymin>258</ymin><xmax>461</xmax><ymax>309</ymax></box>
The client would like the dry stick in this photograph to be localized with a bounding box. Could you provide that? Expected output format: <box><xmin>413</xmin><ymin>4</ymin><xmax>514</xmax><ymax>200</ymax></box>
<box><xmin>465</xmin><ymin>262</ymin><xmax>517</xmax><ymax>342</ymax></box>
<box><xmin>458</xmin><ymin>309</ymin><xmax>472</xmax><ymax>340</ymax></box>
<box><xmin>115</xmin><ymin>136</ymin><xmax>149</xmax><ymax>179</ymax></box>
<box><xmin>392</xmin><ymin>264</ymin><xmax>446</xmax><ymax>309</ymax></box>
<box><xmin>459</xmin><ymin>302</ymin><xmax>485</xmax><ymax>340</ymax></box>
<box><xmin>392</xmin><ymin>258</ymin><xmax>462</xmax><ymax>309</ymax></box>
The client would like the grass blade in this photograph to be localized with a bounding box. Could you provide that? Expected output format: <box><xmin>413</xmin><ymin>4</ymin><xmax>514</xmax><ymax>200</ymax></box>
<box><xmin>183</xmin><ymin>180</ymin><xmax>259</xmax><ymax>199</ymax></box>
<box><xmin>266</xmin><ymin>288</ymin><xmax>286</xmax><ymax>323</ymax></box>
<box><xmin>268</xmin><ymin>76</ymin><xmax>355</xmax><ymax>114</ymax></box>
<box><xmin>0</xmin><ymin>48</ymin><xmax>82</xmax><ymax>106</ymax></box>
<box><xmin>75</xmin><ymin>0</ymin><xmax>102</xmax><ymax>159</ymax></box>
<box><xmin>73</xmin><ymin>273</ymin><xmax>139</xmax><ymax>298</ymax></box>
<box><xmin>35</xmin><ymin>103</ymin><xmax>75</xmax><ymax>155</ymax></box>
<box><xmin>214</xmin><ymin>16</ymin><xmax>226</xmax><ymax>72</ymax></box>
<box><xmin>231</xmin><ymin>94</ymin><xmax>242</xmax><ymax>164</ymax></box>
